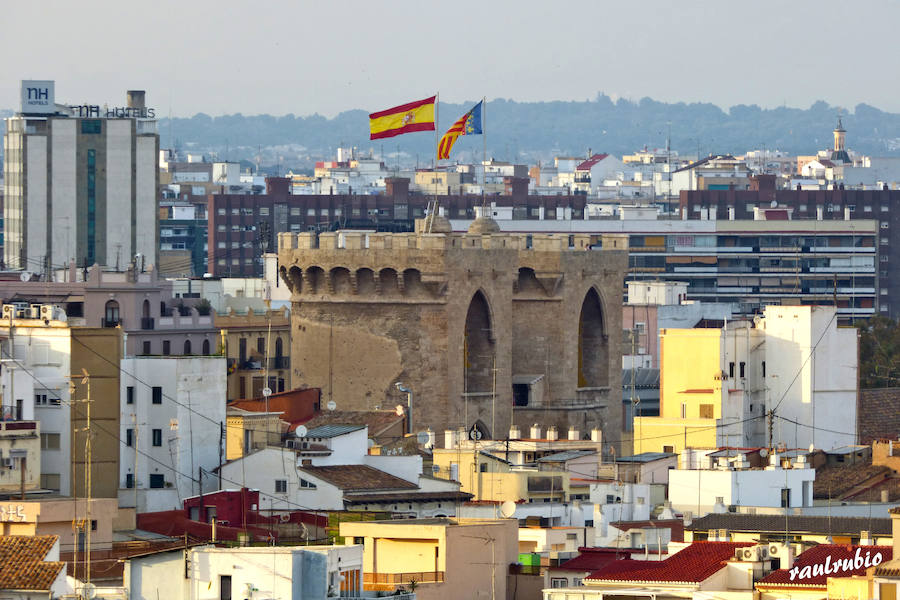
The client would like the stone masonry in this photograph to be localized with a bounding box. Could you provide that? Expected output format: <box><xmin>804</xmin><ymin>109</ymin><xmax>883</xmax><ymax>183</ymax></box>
<box><xmin>278</xmin><ymin>218</ymin><xmax>628</xmax><ymax>447</ymax></box>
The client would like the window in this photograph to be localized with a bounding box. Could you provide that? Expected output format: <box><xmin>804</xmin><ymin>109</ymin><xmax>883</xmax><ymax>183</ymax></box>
<box><xmin>126</xmin><ymin>429</ymin><xmax>134</xmax><ymax>447</ymax></box>
<box><xmin>681</xmin><ymin>403</ymin><xmax>687</xmax><ymax>419</ymax></box>
<box><xmin>239</xmin><ymin>338</ymin><xmax>247</xmax><ymax>363</ymax></box>
<box><xmin>257</xmin><ymin>337</ymin><xmax>265</xmax><ymax>354</ymax></box>
<box><xmin>104</xmin><ymin>300</ymin><xmax>120</xmax><ymax>327</ymax></box>
<box><xmin>259</xmin><ymin>207</ymin><xmax>269</xmax><ymax>216</ymax></box>
<box><xmin>217</xmin><ymin>207</ymin><xmax>226</xmax><ymax>216</ymax></box>
<box><xmin>881</xmin><ymin>255</ymin><xmax>889</xmax><ymax>262</ymax></box>
<box><xmin>35</xmin><ymin>391</ymin><xmax>60</xmax><ymax>407</ymax></box>
<box><xmin>882</xmin><ymin>205</ymin><xmax>890</xmax><ymax>212</ymax></box>
<box><xmin>551</xmin><ymin>578</ymin><xmax>568</xmax><ymax>588</ymax></box>
<box><xmin>152</xmin><ymin>386</ymin><xmax>162</xmax><ymax>404</ymax></box>
<box><xmin>699</xmin><ymin>404</ymin><xmax>714</xmax><ymax>419</ymax></box>
<box><xmin>152</xmin><ymin>429</ymin><xmax>162</xmax><ymax>446</ymax></box>
<box><xmin>275</xmin><ymin>479</ymin><xmax>287</xmax><ymax>493</ymax></box>
<box><xmin>81</xmin><ymin>119</ymin><xmax>102</xmax><ymax>134</ymax></box>
<box><xmin>202</xmin><ymin>339</ymin><xmax>211</xmax><ymax>355</ymax></box>
<box><xmin>762</xmin><ymin>361</ymin><xmax>766</xmax><ymax>377</ymax></box>
<box><xmin>299</xmin><ymin>478</ymin><xmax>316</xmax><ymax>489</ymax></box>
<box><xmin>149</xmin><ymin>473</ymin><xmax>165</xmax><ymax>488</ymax></box>
<box><xmin>41</xmin><ymin>473</ymin><xmax>61</xmax><ymax>491</ymax></box>
<box><xmin>882</xmin><ymin>237</ymin><xmax>890</xmax><ymax>245</ymax></box>
<box><xmin>663</xmin><ymin>445</ymin><xmax>674</xmax><ymax>453</ymax></box>
<box><xmin>739</xmin><ymin>361</ymin><xmax>746</xmax><ymax>378</ymax></box>
<box><xmin>728</xmin><ymin>362</ymin><xmax>735</xmax><ymax>378</ymax></box>
<box><xmin>780</xmin><ymin>488</ymin><xmax>791</xmax><ymax>508</ymax></box>
<box><xmin>126</xmin><ymin>473</ymin><xmax>134</xmax><ymax>489</ymax></box>
<box><xmin>865</xmin><ymin>205</ymin><xmax>873</xmax><ymax>212</ymax></box>
<box><xmin>290</xmin><ymin>207</ymin><xmax>301</xmax><ymax>216</ymax></box>
<box><xmin>126</xmin><ymin>386</ymin><xmax>134</xmax><ymax>404</ymax></box>
<box><xmin>162</xmin><ymin>340</ymin><xmax>171</xmax><ymax>355</ymax></box>
<box><xmin>41</xmin><ymin>433</ymin><xmax>61</xmax><ymax>450</ymax></box>
<box><xmin>142</xmin><ymin>341</ymin><xmax>152</xmax><ymax>355</ymax></box>
<box><xmin>184</xmin><ymin>340</ymin><xmax>192</xmax><ymax>355</ymax></box>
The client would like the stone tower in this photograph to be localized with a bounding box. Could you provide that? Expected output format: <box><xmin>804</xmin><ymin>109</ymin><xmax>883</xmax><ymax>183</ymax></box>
<box><xmin>278</xmin><ymin>219</ymin><xmax>628</xmax><ymax>446</ymax></box>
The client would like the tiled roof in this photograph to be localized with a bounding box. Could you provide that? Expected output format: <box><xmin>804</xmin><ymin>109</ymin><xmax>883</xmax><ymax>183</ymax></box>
<box><xmin>610</xmin><ymin>519</ymin><xmax>685</xmax><ymax>542</ymax></box>
<box><xmin>537</xmin><ymin>450</ymin><xmax>596</xmax><ymax>463</ymax></box>
<box><xmin>688</xmin><ymin>513</ymin><xmax>893</xmax><ymax>536</ymax></box>
<box><xmin>615</xmin><ymin>452</ymin><xmax>675</xmax><ymax>464</ymax></box>
<box><xmin>576</xmin><ymin>154</ymin><xmax>610</xmax><ymax>171</ymax></box>
<box><xmin>301</xmin><ymin>410</ymin><xmax>404</xmax><ymax>439</ymax></box>
<box><xmin>586</xmin><ymin>541</ymin><xmax>752</xmax><ymax>583</ymax></box>
<box><xmin>555</xmin><ymin>548</ymin><xmax>630</xmax><ymax>572</ymax></box>
<box><xmin>0</xmin><ymin>535</ymin><xmax>64</xmax><ymax>591</ymax></box>
<box><xmin>813</xmin><ymin>463</ymin><xmax>888</xmax><ymax>499</ymax></box>
<box><xmin>343</xmin><ymin>491</ymin><xmax>473</xmax><ymax>504</ymax></box>
<box><xmin>859</xmin><ymin>388</ymin><xmax>900</xmax><ymax>444</ymax></box>
<box><xmin>229</xmin><ymin>388</ymin><xmax>320</xmax><ymax>427</ymax></box>
<box><xmin>299</xmin><ymin>465</ymin><xmax>418</xmax><ymax>492</ymax></box>
<box><xmin>759</xmin><ymin>544</ymin><xmax>892</xmax><ymax>588</ymax></box>
<box><xmin>303</xmin><ymin>424</ymin><xmax>366</xmax><ymax>439</ymax></box>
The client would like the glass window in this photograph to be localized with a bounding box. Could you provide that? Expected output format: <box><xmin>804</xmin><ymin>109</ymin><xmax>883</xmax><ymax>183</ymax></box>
<box><xmin>126</xmin><ymin>386</ymin><xmax>134</xmax><ymax>404</ymax></box>
<box><xmin>275</xmin><ymin>479</ymin><xmax>287</xmax><ymax>493</ymax></box>
<box><xmin>152</xmin><ymin>386</ymin><xmax>163</xmax><ymax>404</ymax></box>
<box><xmin>152</xmin><ymin>429</ymin><xmax>162</xmax><ymax>446</ymax></box>
<box><xmin>149</xmin><ymin>473</ymin><xmax>165</xmax><ymax>488</ymax></box>
<box><xmin>41</xmin><ymin>433</ymin><xmax>61</xmax><ymax>450</ymax></box>
<box><xmin>80</xmin><ymin>120</ymin><xmax>102</xmax><ymax>134</ymax></box>
<box><xmin>126</xmin><ymin>429</ymin><xmax>134</xmax><ymax>447</ymax></box>
<box><xmin>259</xmin><ymin>207</ymin><xmax>270</xmax><ymax>216</ymax></box>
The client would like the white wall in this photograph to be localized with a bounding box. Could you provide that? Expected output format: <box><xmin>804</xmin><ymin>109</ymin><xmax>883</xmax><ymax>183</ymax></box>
<box><xmin>49</xmin><ymin>120</ymin><xmax>76</xmax><ymax>269</ymax></box>
<box><xmin>668</xmin><ymin>466</ymin><xmax>815</xmax><ymax>514</ymax></box>
<box><xmin>105</xmin><ymin>120</ymin><xmax>133</xmax><ymax>270</ymax></box>
<box><xmin>135</xmin><ymin>135</ymin><xmax>158</xmax><ymax>266</ymax></box>
<box><xmin>119</xmin><ymin>356</ymin><xmax>226</xmax><ymax>511</ymax></box>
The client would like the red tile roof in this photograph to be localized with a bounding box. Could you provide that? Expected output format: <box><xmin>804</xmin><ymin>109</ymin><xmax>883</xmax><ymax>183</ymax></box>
<box><xmin>556</xmin><ymin>548</ymin><xmax>632</xmax><ymax>572</ymax></box>
<box><xmin>586</xmin><ymin>541</ymin><xmax>753</xmax><ymax>584</ymax></box>
<box><xmin>0</xmin><ymin>535</ymin><xmax>65</xmax><ymax>592</ymax></box>
<box><xmin>859</xmin><ymin>388</ymin><xmax>900</xmax><ymax>444</ymax></box>
<box><xmin>229</xmin><ymin>388</ymin><xmax>320</xmax><ymax>428</ymax></box>
<box><xmin>576</xmin><ymin>154</ymin><xmax>610</xmax><ymax>171</ymax></box>
<box><xmin>759</xmin><ymin>544</ymin><xmax>892</xmax><ymax>588</ymax></box>
<box><xmin>609</xmin><ymin>519</ymin><xmax>685</xmax><ymax>542</ymax></box>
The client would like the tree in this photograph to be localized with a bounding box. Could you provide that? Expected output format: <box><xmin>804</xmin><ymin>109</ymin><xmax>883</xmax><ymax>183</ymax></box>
<box><xmin>856</xmin><ymin>315</ymin><xmax>900</xmax><ymax>388</ymax></box>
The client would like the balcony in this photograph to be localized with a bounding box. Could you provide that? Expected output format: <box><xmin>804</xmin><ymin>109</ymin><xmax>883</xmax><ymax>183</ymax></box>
<box><xmin>101</xmin><ymin>318</ymin><xmax>120</xmax><ymax>328</ymax></box>
<box><xmin>141</xmin><ymin>317</ymin><xmax>155</xmax><ymax>330</ymax></box>
<box><xmin>364</xmin><ymin>571</ymin><xmax>444</xmax><ymax>587</ymax></box>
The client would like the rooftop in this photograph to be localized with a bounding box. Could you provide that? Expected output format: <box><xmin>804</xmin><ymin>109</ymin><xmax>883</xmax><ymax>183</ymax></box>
<box><xmin>0</xmin><ymin>535</ymin><xmax>65</xmax><ymax>592</ymax></box>
<box><xmin>537</xmin><ymin>450</ymin><xmax>596</xmax><ymax>463</ymax></box>
<box><xmin>616</xmin><ymin>452</ymin><xmax>676</xmax><ymax>464</ymax></box>
<box><xmin>859</xmin><ymin>388</ymin><xmax>900</xmax><ymax>444</ymax></box>
<box><xmin>586</xmin><ymin>541</ymin><xmax>752</xmax><ymax>584</ymax></box>
<box><xmin>688</xmin><ymin>513</ymin><xmax>893</xmax><ymax>536</ymax></box>
<box><xmin>302</xmin><ymin>424</ymin><xmax>366</xmax><ymax>439</ymax></box>
<box><xmin>299</xmin><ymin>465</ymin><xmax>418</xmax><ymax>492</ymax></box>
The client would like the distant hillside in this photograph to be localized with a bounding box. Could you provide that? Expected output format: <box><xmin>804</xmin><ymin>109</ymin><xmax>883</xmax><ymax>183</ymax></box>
<box><xmin>6</xmin><ymin>97</ymin><xmax>900</xmax><ymax>170</ymax></box>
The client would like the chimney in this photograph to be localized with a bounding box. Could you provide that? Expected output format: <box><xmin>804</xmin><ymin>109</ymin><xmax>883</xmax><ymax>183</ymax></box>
<box><xmin>509</xmin><ymin>425</ymin><xmax>521</xmax><ymax>440</ymax></box>
<box><xmin>444</xmin><ymin>429</ymin><xmax>456</xmax><ymax>449</ymax></box>
<box><xmin>529</xmin><ymin>424</ymin><xmax>542</xmax><ymax>440</ymax></box>
<box><xmin>816</xmin><ymin>206</ymin><xmax>824</xmax><ymax>221</ymax></box>
<box><xmin>568</xmin><ymin>427</ymin><xmax>580</xmax><ymax>441</ymax></box>
<box><xmin>127</xmin><ymin>90</ymin><xmax>146</xmax><ymax>109</ymax></box>
<box><xmin>590</xmin><ymin>428</ymin><xmax>602</xmax><ymax>443</ymax></box>
<box><xmin>546</xmin><ymin>426</ymin><xmax>558</xmax><ymax>442</ymax></box>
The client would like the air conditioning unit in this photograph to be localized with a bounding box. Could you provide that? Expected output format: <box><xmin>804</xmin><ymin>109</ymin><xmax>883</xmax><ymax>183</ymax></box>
<box><xmin>735</xmin><ymin>548</ymin><xmax>746</xmax><ymax>560</ymax></box>
<box><xmin>1</xmin><ymin>457</ymin><xmax>12</xmax><ymax>468</ymax></box>
<box><xmin>741</xmin><ymin>548</ymin><xmax>756</xmax><ymax>561</ymax></box>
<box><xmin>718</xmin><ymin>529</ymin><xmax>728</xmax><ymax>539</ymax></box>
<box><xmin>29</xmin><ymin>305</ymin><xmax>41</xmax><ymax>318</ymax></box>
<box><xmin>756</xmin><ymin>546</ymin><xmax>770</xmax><ymax>560</ymax></box>
<box><xmin>39</xmin><ymin>305</ymin><xmax>53</xmax><ymax>320</ymax></box>
<box><xmin>768</xmin><ymin>544</ymin><xmax>782</xmax><ymax>556</ymax></box>
<box><xmin>1</xmin><ymin>305</ymin><xmax>15</xmax><ymax>319</ymax></box>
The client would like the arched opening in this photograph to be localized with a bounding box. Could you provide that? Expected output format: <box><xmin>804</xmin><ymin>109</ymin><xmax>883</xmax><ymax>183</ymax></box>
<box><xmin>183</xmin><ymin>340</ymin><xmax>192</xmax><ymax>355</ymax></box>
<box><xmin>463</xmin><ymin>290</ymin><xmax>494</xmax><ymax>394</ymax></box>
<box><xmin>202</xmin><ymin>339</ymin><xmax>211</xmax><ymax>355</ymax></box>
<box><xmin>286</xmin><ymin>266</ymin><xmax>303</xmax><ymax>293</ymax></box>
<box><xmin>379</xmin><ymin>268</ymin><xmax>400</xmax><ymax>295</ymax></box>
<box><xmin>470</xmin><ymin>419</ymin><xmax>492</xmax><ymax>441</ymax></box>
<box><xmin>356</xmin><ymin>268</ymin><xmax>376</xmax><ymax>295</ymax></box>
<box><xmin>142</xmin><ymin>299</ymin><xmax>151</xmax><ymax>318</ymax></box>
<box><xmin>104</xmin><ymin>300</ymin><xmax>120</xmax><ymax>327</ymax></box>
<box><xmin>402</xmin><ymin>269</ymin><xmax>424</xmax><ymax>296</ymax></box>
<box><xmin>330</xmin><ymin>267</ymin><xmax>352</xmax><ymax>294</ymax></box>
<box><xmin>306</xmin><ymin>266</ymin><xmax>325</xmax><ymax>294</ymax></box>
<box><xmin>578</xmin><ymin>288</ymin><xmax>608</xmax><ymax>388</ymax></box>
<box><xmin>516</xmin><ymin>267</ymin><xmax>543</xmax><ymax>294</ymax></box>
<box><xmin>275</xmin><ymin>338</ymin><xmax>284</xmax><ymax>368</ymax></box>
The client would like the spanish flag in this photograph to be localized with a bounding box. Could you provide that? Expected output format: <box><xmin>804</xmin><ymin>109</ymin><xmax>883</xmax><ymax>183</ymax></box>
<box><xmin>437</xmin><ymin>100</ymin><xmax>483</xmax><ymax>160</ymax></box>
<box><xmin>369</xmin><ymin>96</ymin><xmax>436</xmax><ymax>140</ymax></box>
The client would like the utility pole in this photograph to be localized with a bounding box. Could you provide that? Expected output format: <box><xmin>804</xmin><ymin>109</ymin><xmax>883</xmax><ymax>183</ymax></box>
<box><xmin>767</xmin><ymin>409</ymin><xmax>775</xmax><ymax>452</ymax></box>
<box><xmin>73</xmin><ymin>369</ymin><xmax>93</xmax><ymax>596</ymax></box>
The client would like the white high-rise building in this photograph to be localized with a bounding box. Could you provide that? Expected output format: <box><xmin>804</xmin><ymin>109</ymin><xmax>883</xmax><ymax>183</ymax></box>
<box><xmin>3</xmin><ymin>80</ymin><xmax>159</xmax><ymax>274</ymax></box>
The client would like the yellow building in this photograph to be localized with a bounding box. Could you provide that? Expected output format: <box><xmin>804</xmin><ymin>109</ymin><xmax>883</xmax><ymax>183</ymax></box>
<box><xmin>431</xmin><ymin>448</ymin><xmax>569</xmax><ymax>502</ymax></box>
<box><xmin>225</xmin><ymin>408</ymin><xmax>285</xmax><ymax>460</ymax></box>
<box><xmin>0</xmin><ymin>420</ymin><xmax>40</xmax><ymax>494</ymax></box>
<box><xmin>413</xmin><ymin>170</ymin><xmax>462</xmax><ymax>194</ymax></box>
<box><xmin>216</xmin><ymin>308</ymin><xmax>291</xmax><ymax>401</ymax></box>
<box><xmin>339</xmin><ymin>518</ymin><xmax>518</xmax><ymax>600</ymax></box>
<box><xmin>634</xmin><ymin>323</ymin><xmax>763</xmax><ymax>456</ymax></box>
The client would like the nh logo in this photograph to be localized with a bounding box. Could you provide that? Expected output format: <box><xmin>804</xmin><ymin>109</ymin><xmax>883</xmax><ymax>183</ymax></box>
<box><xmin>27</xmin><ymin>87</ymin><xmax>48</xmax><ymax>100</ymax></box>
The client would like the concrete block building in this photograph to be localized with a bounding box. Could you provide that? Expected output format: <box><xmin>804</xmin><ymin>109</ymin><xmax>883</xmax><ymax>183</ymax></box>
<box><xmin>277</xmin><ymin>215</ymin><xmax>629</xmax><ymax>444</ymax></box>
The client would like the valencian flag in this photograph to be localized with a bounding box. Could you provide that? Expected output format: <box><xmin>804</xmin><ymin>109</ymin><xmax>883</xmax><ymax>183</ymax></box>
<box><xmin>369</xmin><ymin>96</ymin><xmax>436</xmax><ymax>140</ymax></box>
<box><xmin>437</xmin><ymin>100</ymin><xmax>483</xmax><ymax>160</ymax></box>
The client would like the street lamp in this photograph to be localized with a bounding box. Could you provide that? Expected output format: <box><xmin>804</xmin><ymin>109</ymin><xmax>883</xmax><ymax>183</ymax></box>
<box><xmin>395</xmin><ymin>382</ymin><xmax>413</xmax><ymax>434</ymax></box>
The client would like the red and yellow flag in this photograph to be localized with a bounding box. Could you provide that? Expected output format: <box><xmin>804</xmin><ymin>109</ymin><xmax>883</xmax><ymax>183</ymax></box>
<box><xmin>437</xmin><ymin>100</ymin><xmax>483</xmax><ymax>160</ymax></box>
<box><xmin>369</xmin><ymin>96</ymin><xmax>436</xmax><ymax>140</ymax></box>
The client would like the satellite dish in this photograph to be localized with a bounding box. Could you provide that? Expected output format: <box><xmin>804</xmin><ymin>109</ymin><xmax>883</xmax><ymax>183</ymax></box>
<box><xmin>395</xmin><ymin>404</ymin><xmax>405</xmax><ymax>417</ymax></box>
<box><xmin>367</xmin><ymin>438</ymin><xmax>375</xmax><ymax>449</ymax></box>
<box><xmin>770</xmin><ymin>199</ymin><xmax>778</xmax><ymax>208</ymax></box>
<box><xmin>500</xmin><ymin>500</ymin><xmax>516</xmax><ymax>519</ymax></box>
<box><xmin>295</xmin><ymin>425</ymin><xmax>308</xmax><ymax>438</ymax></box>
<box><xmin>808</xmin><ymin>443</ymin><xmax>815</xmax><ymax>453</ymax></box>
<box><xmin>416</xmin><ymin>431</ymin><xmax>430</xmax><ymax>445</ymax></box>
<box><xmin>299</xmin><ymin>522</ymin><xmax>309</xmax><ymax>540</ymax></box>
<box><xmin>326</xmin><ymin>400</ymin><xmax>337</xmax><ymax>411</ymax></box>
<box><xmin>468</xmin><ymin>425</ymin><xmax>483</xmax><ymax>441</ymax></box>
<box><xmin>83</xmin><ymin>583</ymin><xmax>97</xmax><ymax>600</ymax></box>
<box><xmin>759</xmin><ymin>448</ymin><xmax>768</xmax><ymax>457</ymax></box>
<box><xmin>262</xmin><ymin>387</ymin><xmax>272</xmax><ymax>397</ymax></box>
<box><xmin>20</xmin><ymin>272</ymin><xmax>32</xmax><ymax>283</ymax></box>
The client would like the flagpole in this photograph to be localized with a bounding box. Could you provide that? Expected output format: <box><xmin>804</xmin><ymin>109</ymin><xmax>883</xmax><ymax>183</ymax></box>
<box><xmin>432</xmin><ymin>92</ymin><xmax>440</xmax><ymax>231</ymax></box>
<box><xmin>482</xmin><ymin>97</ymin><xmax>487</xmax><ymax>207</ymax></box>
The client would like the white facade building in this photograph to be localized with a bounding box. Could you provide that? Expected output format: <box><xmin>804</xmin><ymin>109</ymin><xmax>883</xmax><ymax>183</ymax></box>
<box><xmin>0</xmin><ymin>309</ymin><xmax>73</xmax><ymax>495</ymax></box>
<box><xmin>3</xmin><ymin>82</ymin><xmax>159</xmax><ymax>272</ymax></box>
<box><xmin>124</xmin><ymin>544</ymin><xmax>364</xmax><ymax>600</ymax></box>
<box><xmin>119</xmin><ymin>356</ymin><xmax>226</xmax><ymax>512</ymax></box>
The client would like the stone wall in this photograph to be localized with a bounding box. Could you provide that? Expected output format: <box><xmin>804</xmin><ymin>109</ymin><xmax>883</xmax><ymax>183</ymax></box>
<box><xmin>278</xmin><ymin>229</ymin><xmax>628</xmax><ymax>446</ymax></box>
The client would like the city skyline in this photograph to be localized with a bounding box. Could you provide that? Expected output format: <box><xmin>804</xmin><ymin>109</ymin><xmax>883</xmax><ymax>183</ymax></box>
<box><xmin>2</xmin><ymin>0</ymin><xmax>900</xmax><ymax>118</ymax></box>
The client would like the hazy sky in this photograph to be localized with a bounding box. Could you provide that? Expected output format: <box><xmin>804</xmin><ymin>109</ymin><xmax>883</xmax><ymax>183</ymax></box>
<box><xmin>3</xmin><ymin>0</ymin><xmax>900</xmax><ymax>118</ymax></box>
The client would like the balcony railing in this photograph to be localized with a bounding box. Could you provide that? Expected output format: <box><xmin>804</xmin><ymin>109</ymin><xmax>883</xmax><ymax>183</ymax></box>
<box><xmin>141</xmin><ymin>317</ymin><xmax>155</xmax><ymax>330</ymax></box>
<box><xmin>101</xmin><ymin>318</ymin><xmax>120</xmax><ymax>328</ymax></box>
<box><xmin>363</xmin><ymin>572</ymin><xmax>444</xmax><ymax>585</ymax></box>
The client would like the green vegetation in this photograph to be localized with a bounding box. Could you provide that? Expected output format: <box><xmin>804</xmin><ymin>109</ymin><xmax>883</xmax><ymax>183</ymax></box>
<box><xmin>857</xmin><ymin>315</ymin><xmax>900</xmax><ymax>388</ymax></box>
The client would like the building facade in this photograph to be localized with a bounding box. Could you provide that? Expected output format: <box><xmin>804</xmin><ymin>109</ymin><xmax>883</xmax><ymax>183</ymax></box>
<box><xmin>3</xmin><ymin>82</ymin><xmax>158</xmax><ymax>272</ymax></box>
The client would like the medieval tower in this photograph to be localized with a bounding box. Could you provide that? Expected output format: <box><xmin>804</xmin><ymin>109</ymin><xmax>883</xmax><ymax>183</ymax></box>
<box><xmin>278</xmin><ymin>215</ymin><xmax>628</xmax><ymax>447</ymax></box>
